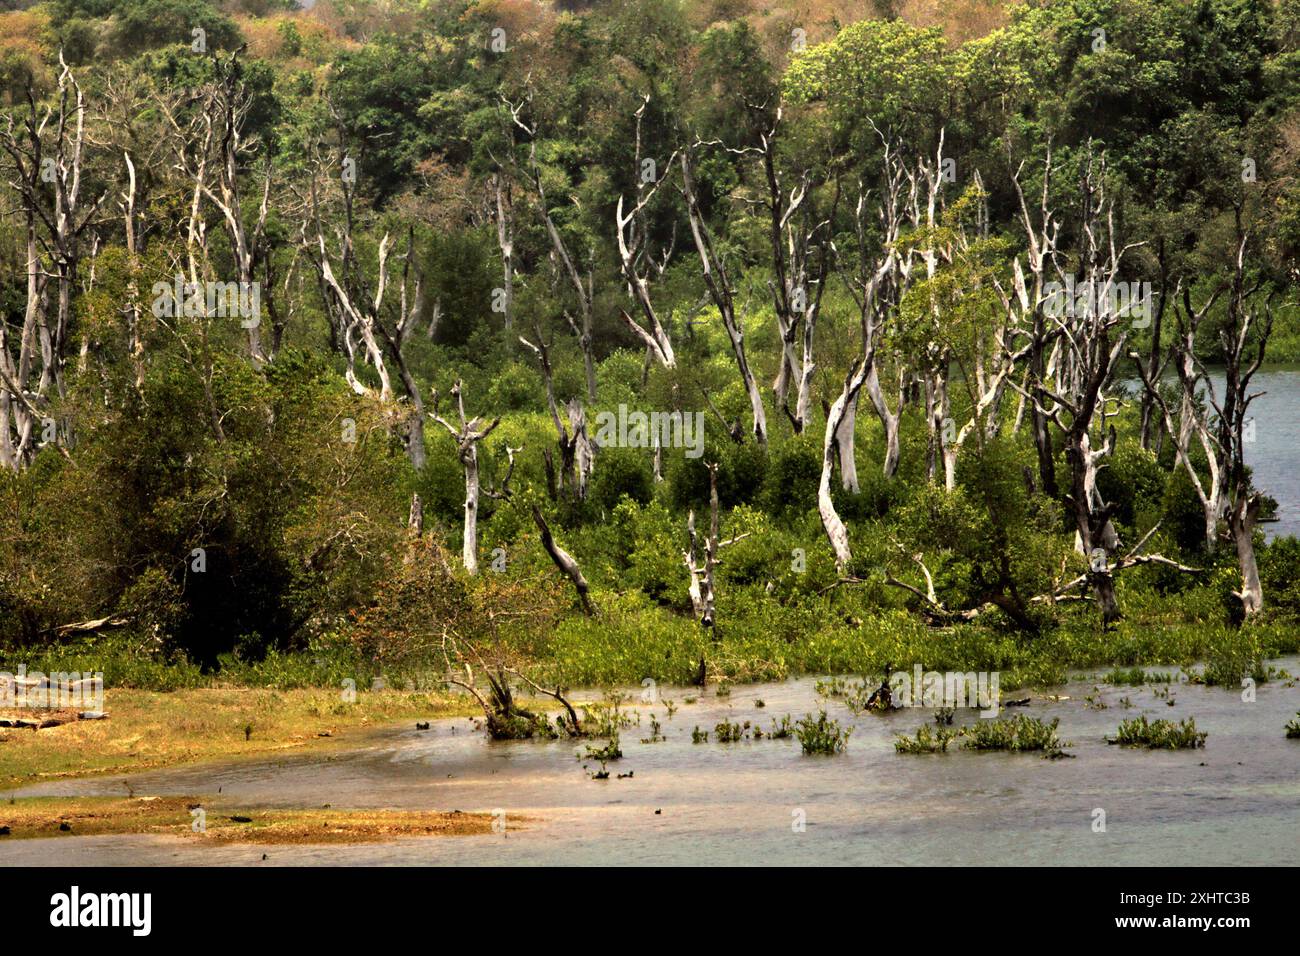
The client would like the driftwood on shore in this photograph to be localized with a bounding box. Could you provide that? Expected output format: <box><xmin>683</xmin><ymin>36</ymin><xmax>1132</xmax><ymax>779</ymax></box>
<box><xmin>0</xmin><ymin>710</ymin><xmax>109</xmax><ymax>729</ymax></box>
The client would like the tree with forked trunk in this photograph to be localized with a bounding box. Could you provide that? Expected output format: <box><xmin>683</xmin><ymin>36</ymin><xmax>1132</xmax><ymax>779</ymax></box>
<box><xmin>1011</xmin><ymin>147</ymin><xmax>1143</xmax><ymax>624</ymax></box>
<box><xmin>681</xmin><ymin>148</ymin><xmax>767</xmax><ymax>446</ymax></box>
<box><xmin>430</xmin><ymin>381</ymin><xmax>501</xmax><ymax>575</ymax></box>
<box><xmin>615</xmin><ymin>96</ymin><xmax>679</xmax><ymax>372</ymax></box>
<box><xmin>1134</xmin><ymin>211</ymin><xmax>1275</xmax><ymax>618</ymax></box>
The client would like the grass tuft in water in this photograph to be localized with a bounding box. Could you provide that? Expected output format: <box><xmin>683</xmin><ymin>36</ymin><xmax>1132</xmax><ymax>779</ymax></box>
<box><xmin>794</xmin><ymin>711</ymin><xmax>850</xmax><ymax>755</ymax></box>
<box><xmin>1110</xmin><ymin>715</ymin><xmax>1207</xmax><ymax>749</ymax></box>
<box><xmin>963</xmin><ymin>715</ymin><xmax>1064</xmax><ymax>754</ymax></box>
<box><xmin>894</xmin><ymin>724</ymin><xmax>960</xmax><ymax>754</ymax></box>
<box><xmin>581</xmin><ymin>733</ymin><xmax>623</xmax><ymax>761</ymax></box>
<box><xmin>713</xmin><ymin>721</ymin><xmax>746</xmax><ymax>743</ymax></box>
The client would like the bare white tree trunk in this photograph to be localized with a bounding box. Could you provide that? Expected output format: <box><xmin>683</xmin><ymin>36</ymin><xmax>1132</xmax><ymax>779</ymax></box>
<box><xmin>493</xmin><ymin>171</ymin><xmax>514</xmax><ymax>330</ymax></box>
<box><xmin>616</xmin><ymin>97</ymin><xmax>677</xmax><ymax>370</ymax></box>
<box><xmin>835</xmin><ymin>397</ymin><xmax>859</xmax><ymax>493</ymax></box>
<box><xmin>1230</xmin><ymin>493</ymin><xmax>1263</xmax><ymax>615</ymax></box>
<box><xmin>821</xmin><ymin>360</ymin><xmax>870</xmax><ymax>571</ymax></box>
<box><xmin>682</xmin><ymin>151</ymin><xmax>766</xmax><ymax>445</ymax></box>
<box><xmin>682</xmin><ymin>463</ymin><xmax>750</xmax><ymax>629</ymax></box>
<box><xmin>431</xmin><ymin>382</ymin><xmax>501</xmax><ymax>575</ymax></box>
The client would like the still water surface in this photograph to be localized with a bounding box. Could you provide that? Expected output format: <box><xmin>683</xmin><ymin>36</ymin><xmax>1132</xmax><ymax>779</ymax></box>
<box><xmin>5</xmin><ymin>663</ymin><xmax>1297</xmax><ymax>866</ymax></box>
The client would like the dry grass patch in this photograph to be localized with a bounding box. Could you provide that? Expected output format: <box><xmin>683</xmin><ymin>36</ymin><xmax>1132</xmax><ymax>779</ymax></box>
<box><xmin>0</xmin><ymin>796</ymin><xmax>498</xmax><ymax>844</ymax></box>
<box><xmin>0</xmin><ymin>687</ymin><xmax>485</xmax><ymax>790</ymax></box>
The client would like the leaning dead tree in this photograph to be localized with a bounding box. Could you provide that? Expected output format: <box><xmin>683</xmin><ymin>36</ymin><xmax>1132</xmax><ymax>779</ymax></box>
<box><xmin>531</xmin><ymin>504</ymin><xmax>595</xmax><ymax>616</ymax></box>
<box><xmin>682</xmin><ymin>147</ymin><xmax>767</xmax><ymax>445</ymax></box>
<box><xmin>0</xmin><ymin>56</ymin><xmax>104</xmax><ymax>469</ymax></box>
<box><xmin>819</xmin><ymin>141</ymin><xmax>928</xmax><ymax>562</ymax></box>
<box><xmin>614</xmin><ymin>96</ymin><xmax>678</xmax><ymax>370</ymax></box>
<box><xmin>820</xmin><ymin>356</ymin><xmax>872</xmax><ymax>571</ymax></box>
<box><xmin>431</xmin><ymin>381</ymin><xmax>501</xmax><ymax>575</ymax></box>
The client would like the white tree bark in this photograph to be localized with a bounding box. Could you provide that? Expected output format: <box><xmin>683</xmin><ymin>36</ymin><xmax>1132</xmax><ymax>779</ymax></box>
<box><xmin>682</xmin><ymin>151</ymin><xmax>766</xmax><ymax>445</ymax></box>
<box><xmin>431</xmin><ymin>381</ymin><xmax>501</xmax><ymax>575</ymax></box>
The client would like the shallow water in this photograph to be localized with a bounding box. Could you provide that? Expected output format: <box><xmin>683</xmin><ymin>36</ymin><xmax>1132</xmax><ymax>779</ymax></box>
<box><xmin>4</xmin><ymin>660</ymin><xmax>1298</xmax><ymax>866</ymax></box>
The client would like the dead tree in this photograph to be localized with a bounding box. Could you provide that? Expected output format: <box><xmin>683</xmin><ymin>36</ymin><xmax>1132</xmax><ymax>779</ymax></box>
<box><xmin>0</xmin><ymin>57</ymin><xmax>104</xmax><ymax>468</ymax></box>
<box><xmin>1137</xmin><ymin>218</ymin><xmax>1273</xmax><ymax>616</ymax></box>
<box><xmin>820</xmin><ymin>357</ymin><xmax>872</xmax><ymax>570</ymax></box>
<box><xmin>200</xmin><ymin>50</ymin><xmax>273</xmax><ymax>364</ymax></box>
<box><xmin>1136</xmin><ymin>241</ymin><xmax>1173</xmax><ymax>451</ymax></box>
<box><xmin>681</xmin><ymin>148</ymin><xmax>767</xmax><ymax>445</ymax></box>
<box><xmin>900</xmin><ymin>131</ymin><xmax>957</xmax><ymax>486</ymax></box>
<box><xmin>1015</xmin><ymin>149</ymin><xmax>1142</xmax><ymax>624</ymax></box>
<box><xmin>431</xmin><ymin>381</ymin><xmax>501</xmax><ymax>574</ymax></box>
<box><xmin>1006</xmin><ymin>141</ymin><xmax>1065</xmax><ymax>499</ymax></box>
<box><xmin>938</xmin><ymin>174</ymin><xmax>1034</xmax><ymax>491</ymax></box>
<box><xmin>531</xmin><ymin>504</ymin><xmax>595</xmax><ymax>615</ymax></box>
<box><xmin>492</xmin><ymin>169</ymin><xmax>515</xmax><ymax>330</ymax></box>
<box><xmin>615</xmin><ymin>96</ymin><xmax>678</xmax><ymax>370</ymax></box>
<box><xmin>1132</xmin><ymin>282</ymin><xmax>1228</xmax><ymax>552</ymax></box>
<box><xmin>507</xmin><ymin>97</ymin><xmax>599</xmax><ymax>404</ymax></box>
<box><xmin>756</xmin><ymin>108</ymin><xmax>835</xmax><ymax>434</ymax></box>
<box><xmin>682</xmin><ymin>462</ymin><xmax>750</xmax><ymax>629</ymax></box>
<box><xmin>300</xmin><ymin>148</ymin><xmax>434</xmax><ymax>470</ymax></box>
<box><xmin>833</xmin><ymin>136</ymin><xmax>918</xmax><ymax>485</ymax></box>
<box><xmin>519</xmin><ymin>331</ymin><xmax>594</xmax><ymax>499</ymax></box>
<box><xmin>94</xmin><ymin>68</ymin><xmax>170</xmax><ymax>394</ymax></box>
<box><xmin>300</xmin><ymin>144</ymin><xmax>393</xmax><ymax>401</ymax></box>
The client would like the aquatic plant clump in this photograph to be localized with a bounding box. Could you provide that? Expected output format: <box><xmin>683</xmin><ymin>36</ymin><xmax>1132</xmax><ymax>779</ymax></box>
<box><xmin>1103</xmin><ymin>667</ymin><xmax>1174</xmax><ymax>686</ymax></box>
<box><xmin>767</xmin><ymin>715</ymin><xmax>794</xmax><ymax>739</ymax></box>
<box><xmin>1285</xmin><ymin>713</ymin><xmax>1300</xmax><ymax>739</ymax></box>
<box><xmin>794</xmin><ymin>711</ymin><xmax>850</xmax><ymax>755</ymax></box>
<box><xmin>713</xmin><ymin>720</ymin><xmax>746</xmax><ymax>743</ymax></box>
<box><xmin>894</xmin><ymin>724</ymin><xmax>960</xmax><ymax>754</ymax></box>
<box><xmin>582</xmin><ymin>734</ymin><xmax>623</xmax><ymax>762</ymax></box>
<box><xmin>963</xmin><ymin>715</ymin><xmax>1064</xmax><ymax>753</ymax></box>
<box><xmin>1111</xmin><ymin>715</ymin><xmax>1207</xmax><ymax>749</ymax></box>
